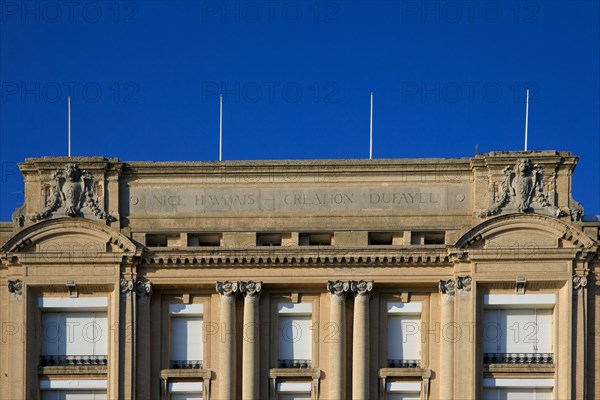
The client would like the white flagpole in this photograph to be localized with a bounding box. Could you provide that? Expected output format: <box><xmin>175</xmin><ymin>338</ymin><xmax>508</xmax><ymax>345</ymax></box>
<box><xmin>524</xmin><ymin>89</ymin><xmax>529</xmax><ymax>151</ymax></box>
<box><xmin>219</xmin><ymin>94</ymin><xmax>223</xmax><ymax>162</ymax></box>
<box><xmin>369</xmin><ymin>92</ymin><xmax>373</xmax><ymax>159</ymax></box>
<box><xmin>68</xmin><ymin>96</ymin><xmax>71</xmax><ymax>157</ymax></box>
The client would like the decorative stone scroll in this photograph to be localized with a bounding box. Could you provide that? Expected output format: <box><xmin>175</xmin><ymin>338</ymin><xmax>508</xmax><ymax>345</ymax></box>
<box><xmin>239</xmin><ymin>281</ymin><xmax>262</xmax><ymax>298</ymax></box>
<box><xmin>30</xmin><ymin>164</ymin><xmax>115</xmax><ymax>222</ymax></box>
<box><xmin>479</xmin><ymin>159</ymin><xmax>565</xmax><ymax>218</ymax></box>
<box><xmin>136</xmin><ymin>281</ymin><xmax>152</xmax><ymax>298</ymax></box>
<box><xmin>7</xmin><ymin>280</ymin><xmax>23</xmax><ymax>295</ymax></box>
<box><xmin>120</xmin><ymin>279</ymin><xmax>134</xmax><ymax>296</ymax></box>
<box><xmin>456</xmin><ymin>276</ymin><xmax>472</xmax><ymax>292</ymax></box>
<box><xmin>216</xmin><ymin>281</ymin><xmax>239</xmax><ymax>297</ymax></box>
<box><xmin>573</xmin><ymin>275</ymin><xmax>588</xmax><ymax>291</ymax></box>
<box><xmin>350</xmin><ymin>280</ymin><xmax>373</xmax><ymax>297</ymax></box>
<box><xmin>438</xmin><ymin>279</ymin><xmax>456</xmax><ymax>296</ymax></box>
<box><xmin>327</xmin><ymin>280</ymin><xmax>349</xmax><ymax>296</ymax></box>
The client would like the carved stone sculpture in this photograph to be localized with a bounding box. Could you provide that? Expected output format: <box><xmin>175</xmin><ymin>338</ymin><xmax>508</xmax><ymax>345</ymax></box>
<box><xmin>350</xmin><ymin>280</ymin><xmax>373</xmax><ymax>296</ymax></box>
<box><xmin>216</xmin><ymin>281</ymin><xmax>239</xmax><ymax>297</ymax></box>
<box><xmin>239</xmin><ymin>281</ymin><xmax>262</xmax><ymax>297</ymax></box>
<box><xmin>438</xmin><ymin>279</ymin><xmax>456</xmax><ymax>296</ymax></box>
<box><xmin>8</xmin><ymin>280</ymin><xmax>23</xmax><ymax>295</ymax></box>
<box><xmin>456</xmin><ymin>276</ymin><xmax>472</xmax><ymax>292</ymax></box>
<box><xmin>120</xmin><ymin>279</ymin><xmax>134</xmax><ymax>294</ymax></box>
<box><xmin>136</xmin><ymin>281</ymin><xmax>153</xmax><ymax>297</ymax></box>
<box><xmin>479</xmin><ymin>159</ymin><xmax>563</xmax><ymax>218</ymax></box>
<box><xmin>573</xmin><ymin>275</ymin><xmax>588</xmax><ymax>290</ymax></box>
<box><xmin>30</xmin><ymin>164</ymin><xmax>115</xmax><ymax>222</ymax></box>
<box><xmin>327</xmin><ymin>280</ymin><xmax>349</xmax><ymax>296</ymax></box>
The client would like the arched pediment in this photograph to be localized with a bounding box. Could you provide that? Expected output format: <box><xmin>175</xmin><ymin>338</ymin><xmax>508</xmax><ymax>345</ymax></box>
<box><xmin>1</xmin><ymin>218</ymin><xmax>139</xmax><ymax>255</ymax></box>
<box><xmin>456</xmin><ymin>214</ymin><xmax>595</xmax><ymax>250</ymax></box>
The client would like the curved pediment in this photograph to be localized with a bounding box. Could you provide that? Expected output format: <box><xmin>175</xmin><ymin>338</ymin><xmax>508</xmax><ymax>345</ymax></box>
<box><xmin>456</xmin><ymin>214</ymin><xmax>595</xmax><ymax>250</ymax></box>
<box><xmin>1</xmin><ymin>218</ymin><xmax>139</xmax><ymax>255</ymax></box>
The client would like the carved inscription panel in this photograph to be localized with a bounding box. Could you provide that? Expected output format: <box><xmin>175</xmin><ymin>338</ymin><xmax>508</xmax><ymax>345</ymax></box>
<box><xmin>129</xmin><ymin>185</ymin><xmax>470</xmax><ymax>214</ymax></box>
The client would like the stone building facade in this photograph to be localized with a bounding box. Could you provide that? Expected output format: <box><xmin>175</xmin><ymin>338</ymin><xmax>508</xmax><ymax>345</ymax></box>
<box><xmin>0</xmin><ymin>151</ymin><xmax>598</xmax><ymax>400</ymax></box>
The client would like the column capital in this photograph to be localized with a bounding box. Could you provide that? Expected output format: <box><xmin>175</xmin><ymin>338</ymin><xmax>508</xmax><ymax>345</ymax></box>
<box><xmin>456</xmin><ymin>276</ymin><xmax>472</xmax><ymax>293</ymax></box>
<box><xmin>216</xmin><ymin>280</ymin><xmax>239</xmax><ymax>297</ymax></box>
<box><xmin>135</xmin><ymin>281</ymin><xmax>152</xmax><ymax>298</ymax></box>
<box><xmin>7</xmin><ymin>279</ymin><xmax>23</xmax><ymax>296</ymax></box>
<box><xmin>350</xmin><ymin>280</ymin><xmax>373</xmax><ymax>297</ymax></box>
<box><xmin>438</xmin><ymin>279</ymin><xmax>456</xmax><ymax>296</ymax></box>
<box><xmin>240</xmin><ymin>281</ymin><xmax>262</xmax><ymax>298</ymax></box>
<box><xmin>573</xmin><ymin>274</ymin><xmax>588</xmax><ymax>290</ymax></box>
<box><xmin>327</xmin><ymin>280</ymin><xmax>349</xmax><ymax>297</ymax></box>
<box><xmin>120</xmin><ymin>278</ymin><xmax>134</xmax><ymax>297</ymax></box>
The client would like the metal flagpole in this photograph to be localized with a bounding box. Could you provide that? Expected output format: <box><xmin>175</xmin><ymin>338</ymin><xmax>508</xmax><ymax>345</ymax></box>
<box><xmin>68</xmin><ymin>96</ymin><xmax>71</xmax><ymax>157</ymax></box>
<box><xmin>369</xmin><ymin>92</ymin><xmax>373</xmax><ymax>159</ymax></box>
<box><xmin>524</xmin><ymin>89</ymin><xmax>529</xmax><ymax>151</ymax></box>
<box><xmin>219</xmin><ymin>94</ymin><xmax>223</xmax><ymax>162</ymax></box>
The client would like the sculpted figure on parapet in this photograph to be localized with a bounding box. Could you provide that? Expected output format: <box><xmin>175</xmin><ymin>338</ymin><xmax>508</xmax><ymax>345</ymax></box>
<box><xmin>30</xmin><ymin>163</ymin><xmax>115</xmax><ymax>222</ymax></box>
<box><xmin>479</xmin><ymin>159</ymin><xmax>567</xmax><ymax>218</ymax></box>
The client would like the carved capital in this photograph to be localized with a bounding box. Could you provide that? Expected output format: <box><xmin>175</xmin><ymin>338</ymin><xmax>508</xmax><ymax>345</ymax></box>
<box><xmin>350</xmin><ymin>280</ymin><xmax>373</xmax><ymax>297</ymax></box>
<box><xmin>8</xmin><ymin>280</ymin><xmax>23</xmax><ymax>295</ymax></box>
<box><xmin>216</xmin><ymin>281</ymin><xmax>239</xmax><ymax>297</ymax></box>
<box><xmin>438</xmin><ymin>279</ymin><xmax>456</xmax><ymax>296</ymax></box>
<box><xmin>573</xmin><ymin>275</ymin><xmax>588</xmax><ymax>290</ymax></box>
<box><xmin>327</xmin><ymin>280</ymin><xmax>349</xmax><ymax>296</ymax></box>
<box><xmin>120</xmin><ymin>279</ymin><xmax>134</xmax><ymax>295</ymax></box>
<box><xmin>456</xmin><ymin>276</ymin><xmax>472</xmax><ymax>292</ymax></box>
<box><xmin>136</xmin><ymin>281</ymin><xmax>152</xmax><ymax>298</ymax></box>
<box><xmin>240</xmin><ymin>281</ymin><xmax>262</xmax><ymax>298</ymax></box>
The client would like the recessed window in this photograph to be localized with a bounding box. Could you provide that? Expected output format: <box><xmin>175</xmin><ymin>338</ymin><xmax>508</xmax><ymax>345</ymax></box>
<box><xmin>482</xmin><ymin>378</ymin><xmax>553</xmax><ymax>400</ymax></box>
<box><xmin>40</xmin><ymin>380</ymin><xmax>107</xmax><ymax>400</ymax></box>
<box><xmin>147</xmin><ymin>234</ymin><xmax>181</xmax><ymax>247</ymax></box>
<box><xmin>169</xmin><ymin>304</ymin><xmax>204</xmax><ymax>369</ymax></box>
<box><xmin>387</xmin><ymin>302</ymin><xmax>421</xmax><ymax>368</ymax></box>
<box><xmin>411</xmin><ymin>231</ymin><xmax>445</xmax><ymax>245</ymax></box>
<box><xmin>276</xmin><ymin>382</ymin><xmax>312</xmax><ymax>400</ymax></box>
<box><xmin>188</xmin><ymin>233</ymin><xmax>222</xmax><ymax>247</ymax></box>
<box><xmin>257</xmin><ymin>233</ymin><xmax>283</xmax><ymax>246</ymax></box>
<box><xmin>385</xmin><ymin>381</ymin><xmax>422</xmax><ymax>400</ymax></box>
<box><xmin>299</xmin><ymin>233</ymin><xmax>332</xmax><ymax>246</ymax></box>
<box><xmin>278</xmin><ymin>303</ymin><xmax>312</xmax><ymax>368</ymax></box>
<box><xmin>482</xmin><ymin>294</ymin><xmax>554</xmax><ymax>365</ymax></box>
<box><xmin>369</xmin><ymin>232</ymin><xmax>403</xmax><ymax>245</ymax></box>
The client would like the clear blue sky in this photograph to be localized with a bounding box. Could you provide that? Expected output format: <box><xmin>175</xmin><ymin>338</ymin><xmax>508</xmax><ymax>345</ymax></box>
<box><xmin>1</xmin><ymin>1</ymin><xmax>599</xmax><ymax>220</ymax></box>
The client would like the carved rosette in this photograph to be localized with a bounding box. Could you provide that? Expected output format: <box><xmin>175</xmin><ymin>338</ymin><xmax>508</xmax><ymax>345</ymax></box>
<box><xmin>136</xmin><ymin>281</ymin><xmax>152</xmax><ymax>298</ymax></box>
<box><xmin>327</xmin><ymin>280</ymin><xmax>349</xmax><ymax>297</ymax></box>
<box><xmin>216</xmin><ymin>281</ymin><xmax>239</xmax><ymax>297</ymax></box>
<box><xmin>29</xmin><ymin>164</ymin><xmax>115</xmax><ymax>222</ymax></box>
<box><xmin>573</xmin><ymin>275</ymin><xmax>588</xmax><ymax>291</ymax></box>
<box><xmin>8</xmin><ymin>280</ymin><xmax>23</xmax><ymax>295</ymax></box>
<box><xmin>240</xmin><ymin>281</ymin><xmax>262</xmax><ymax>301</ymax></box>
<box><xmin>350</xmin><ymin>280</ymin><xmax>373</xmax><ymax>297</ymax></box>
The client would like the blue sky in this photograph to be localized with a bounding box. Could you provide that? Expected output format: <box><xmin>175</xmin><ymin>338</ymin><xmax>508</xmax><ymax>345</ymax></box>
<box><xmin>1</xmin><ymin>0</ymin><xmax>599</xmax><ymax>220</ymax></box>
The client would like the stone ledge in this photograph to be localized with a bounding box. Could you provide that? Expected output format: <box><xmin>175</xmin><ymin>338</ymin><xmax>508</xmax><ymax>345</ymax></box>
<box><xmin>483</xmin><ymin>364</ymin><xmax>555</xmax><ymax>373</ymax></box>
<box><xmin>38</xmin><ymin>365</ymin><xmax>107</xmax><ymax>375</ymax></box>
<box><xmin>160</xmin><ymin>369</ymin><xmax>212</xmax><ymax>379</ymax></box>
<box><xmin>269</xmin><ymin>368</ymin><xmax>321</xmax><ymax>379</ymax></box>
<box><xmin>379</xmin><ymin>368</ymin><xmax>432</xmax><ymax>379</ymax></box>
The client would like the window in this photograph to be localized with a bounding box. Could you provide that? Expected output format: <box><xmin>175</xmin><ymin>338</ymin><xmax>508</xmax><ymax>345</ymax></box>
<box><xmin>169</xmin><ymin>304</ymin><xmax>203</xmax><ymax>369</ymax></box>
<box><xmin>40</xmin><ymin>379</ymin><xmax>107</xmax><ymax>400</ymax></box>
<box><xmin>187</xmin><ymin>233</ymin><xmax>222</xmax><ymax>247</ymax></box>
<box><xmin>40</xmin><ymin>297</ymin><xmax>108</xmax><ymax>366</ymax></box>
<box><xmin>278</xmin><ymin>303</ymin><xmax>312</xmax><ymax>368</ymax></box>
<box><xmin>147</xmin><ymin>233</ymin><xmax>181</xmax><ymax>247</ymax></box>
<box><xmin>368</xmin><ymin>232</ymin><xmax>403</xmax><ymax>245</ymax></box>
<box><xmin>276</xmin><ymin>382</ymin><xmax>312</xmax><ymax>400</ymax></box>
<box><xmin>410</xmin><ymin>231</ymin><xmax>445</xmax><ymax>245</ymax></box>
<box><xmin>385</xmin><ymin>382</ymin><xmax>421</xmax><ymax>400</ymax></box>
<box><xmin>299</xmin><ymin>233</ymin><xmax>332</xmax><ymax>246</ymax></box>
<box><xmin>387</xmin><ymin>302</ymin><xmax>421</xmax><ymax>368</ymax></box>
<box><xmin>168</xmin><ymin>381</ymin><xmax>203</xmax><ymax>400</ymax></box>
<box><xmin>482</xmin><ymin>294</ymin><xmax>554</xmax><ymax>364</ymax></box>
<box><xmin>482</xmin><ymin>378</ymin><xmax>553</xmax><ymax>400</ymax></box>
<box><xmin>257</xmin><ymin>233</ymin><xmax>283</xmax><ymax>246</ymax></box>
